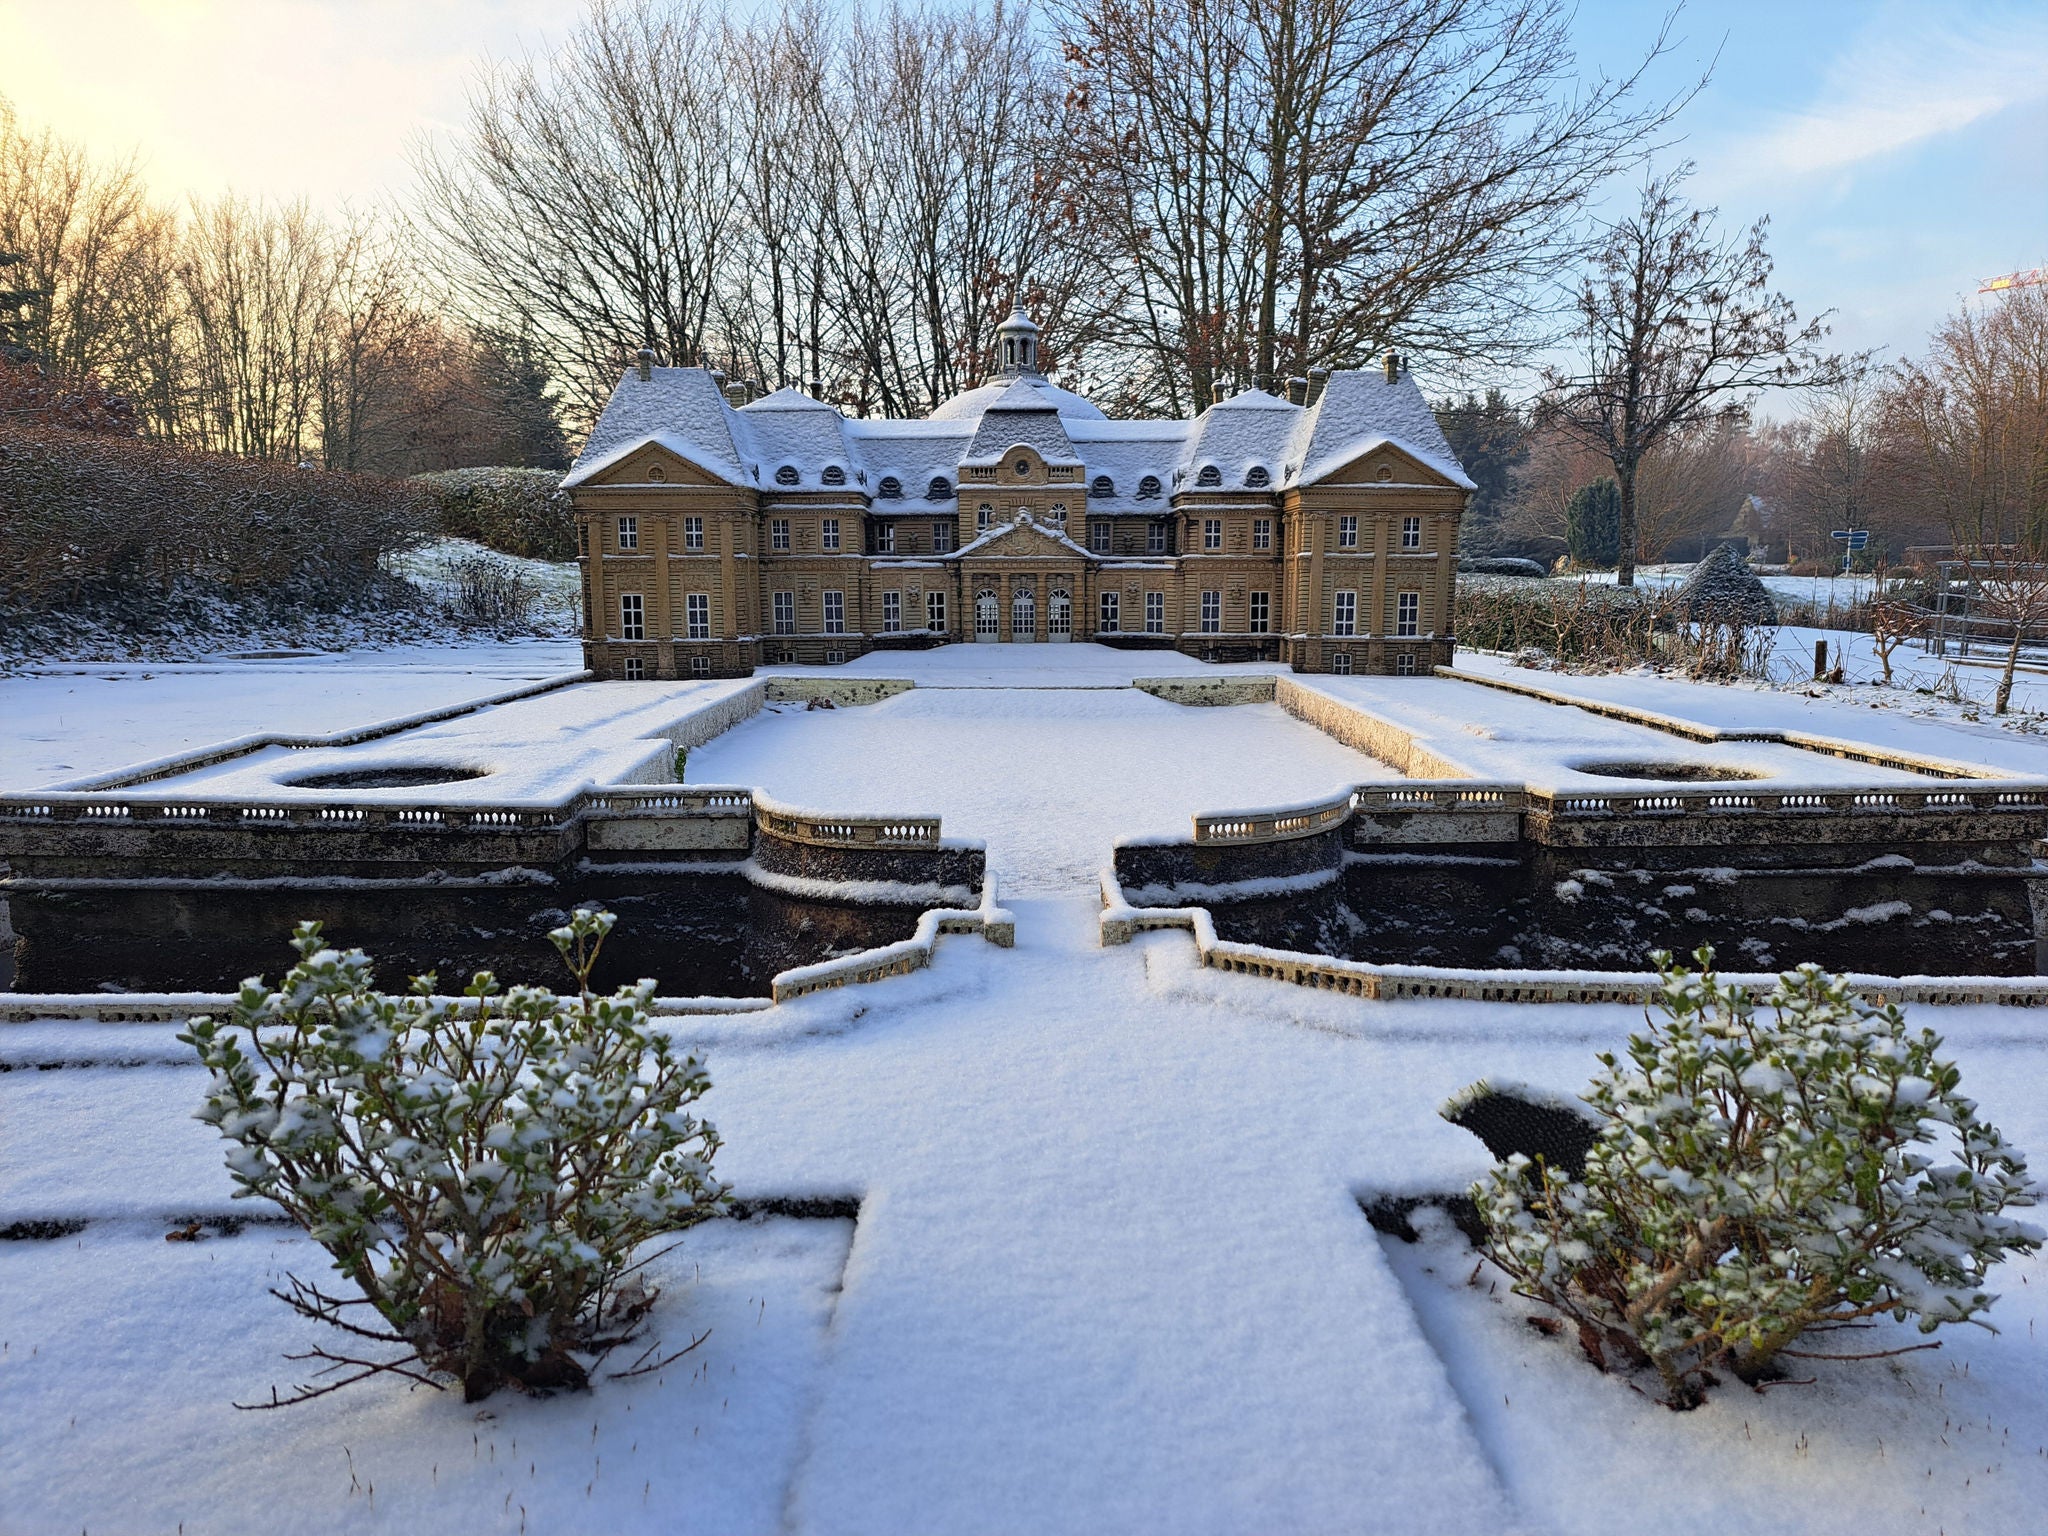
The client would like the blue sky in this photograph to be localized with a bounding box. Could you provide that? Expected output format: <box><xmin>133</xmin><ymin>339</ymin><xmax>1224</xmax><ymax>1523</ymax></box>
<box><xmin>1</xmin><ymin>0</ymin><xmax>2042</xmax><ymax>379</ymax></box>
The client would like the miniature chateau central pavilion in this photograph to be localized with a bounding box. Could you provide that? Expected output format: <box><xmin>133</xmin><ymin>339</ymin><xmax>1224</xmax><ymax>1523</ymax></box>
<box><xmin>566</xmin><ymin>311</ymin><xmax>1473</xmax><ymax>677</ymax></box>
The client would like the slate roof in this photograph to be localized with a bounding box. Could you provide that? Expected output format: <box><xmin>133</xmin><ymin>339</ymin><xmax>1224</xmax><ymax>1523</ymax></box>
<box><xmin>565</xmin><ymin>361</ymin><xmax>1473</xmax><ymax>499</ymax></box>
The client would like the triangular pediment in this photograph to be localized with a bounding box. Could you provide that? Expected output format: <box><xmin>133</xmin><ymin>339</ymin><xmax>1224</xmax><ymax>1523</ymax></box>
<box><xmin>959</xmin><ymin>513</ymin><xmax>1094</xmax><ymax>560</ymax></box>
<box><xmin>1304</xmin><ymin>439</ymin><xmax>1458</xmax><ymax>489</ymax></box>
<box><xmin>581</xmin><ymin>438</ymin><xmax>729</xmax><ymax>489</ymax></box>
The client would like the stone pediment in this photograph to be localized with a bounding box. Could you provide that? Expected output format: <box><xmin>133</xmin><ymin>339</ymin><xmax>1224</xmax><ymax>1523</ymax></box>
<box><xmin>576</xmin><ymin>436</ymin><xmax>735</xmax><ymax>490</ymax></box>
<box><xmin>1306</xmin><ymin>439</ymin><xmax>1460</xmax><ymax>490</ymax></box>
<box><xmin>956</xmin><ymin>512</ymin><xmax>1094</xmax><ymax>561</ymax></box>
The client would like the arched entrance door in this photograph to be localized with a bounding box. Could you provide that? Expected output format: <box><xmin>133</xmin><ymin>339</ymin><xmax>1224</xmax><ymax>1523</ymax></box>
<box><xmin>1049</xmin><ymin>588</ymin><xmax>1072</xmax><ymax>641</ymax></box>
<box><xmin>975</xmin><ymin>588</ymin><xmax>1000</xmax><ymax>642</ymax></box>
<box><xmin>1011</xmin><ymin>585</ymin><xmax>1037</xmax><ymax>641</ymax></box>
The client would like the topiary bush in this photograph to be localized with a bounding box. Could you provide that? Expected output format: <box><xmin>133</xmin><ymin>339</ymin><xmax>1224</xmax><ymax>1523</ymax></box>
<box><xmin>415</xmin><ymin>466</ymin><xmax>574</xmax><ymax>561</ymax></box>
<box><xmin>182</xmin><ymin>909</ymin><xmax>729</xmax><ymax>1403</ymax></box>
<box><xmin>1461</xmin><ymin>950</ymin><xmax>2040</xmax><ymax>1407</ymax></box>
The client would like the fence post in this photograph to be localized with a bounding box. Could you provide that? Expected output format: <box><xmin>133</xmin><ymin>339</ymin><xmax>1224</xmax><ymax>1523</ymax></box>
<box><xmin>1813</xmin><ymin>638</ymin><xmax>1828</xmax><ymax>680</ymax></box>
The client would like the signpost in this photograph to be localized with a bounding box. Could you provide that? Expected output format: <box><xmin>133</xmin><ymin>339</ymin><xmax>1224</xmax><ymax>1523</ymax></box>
<box><xmin>1830</xmin><ymin>528</ymin><xmax>1869</xmax><ymax>573</ymax></box>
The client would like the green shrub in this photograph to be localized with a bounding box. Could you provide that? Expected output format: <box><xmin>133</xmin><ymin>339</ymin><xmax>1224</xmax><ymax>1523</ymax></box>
<box><xmin>1462</xmin><ymin>951</ymin><xmax>2041</xmax><ymax>1407</ymax></box>
<box><xmin>182</xmin><ymin>909</ymin><xmax>729</xmax><ymax>1403</ymax></box>
<box><xmin>415</xmin><ymin>466</ymin><xmax>574</xmax><ymax>560</ymax></box>
<box><xmin>1566</xmin><ymin>478</ymin><xmax>1621</xmax><ymax>566</ymax></box>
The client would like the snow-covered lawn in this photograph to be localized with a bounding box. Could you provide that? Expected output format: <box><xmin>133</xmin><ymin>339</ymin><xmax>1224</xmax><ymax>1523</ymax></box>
<box><xmin>0</xmin><ymin>640</ymin><xmax>583</xmax><ymax>789</ymax></box>
<box><xmin>7</xmin><ymin>911</ymin><xmax>2048</xmax><ymax>1534</ymax></box>
<box><xmin>688</xmin><ymin>683</ymin><xmax>1396</xmax><ymax>893</ymax></box>
<box><xmin>1452</xmin><ymin>651</ymin><xmax>2048</xmax><ymax>778</ymax></box>
<box><xmin>9</xmin><ymin>638</ymin><xmax>2048</xmax><ymax>1532</ymax></box>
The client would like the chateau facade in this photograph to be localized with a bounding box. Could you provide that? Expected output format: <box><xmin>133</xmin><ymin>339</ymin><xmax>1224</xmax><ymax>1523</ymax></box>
<box><xmin>565</xmin><ymin>313</ymin><xmax>1471</xmax><ymax>677</ymax></box>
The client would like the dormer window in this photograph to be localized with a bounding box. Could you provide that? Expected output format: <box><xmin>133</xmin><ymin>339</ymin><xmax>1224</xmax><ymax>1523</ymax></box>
<box><xmin>1091</xmin><ymin>474</ymin><xmax>1113</xmax><ymax>497</ymax></box>
<box><xmin>775</xmin><ymin>464</ymin><xmax>799</xmax><ymax>486</ymax></box>
<box><xmin>1138</xmin><ymin>475</ymin><xmax>1161</xmax><ymax>499</ymax></box>
<box><xmin>822</xmin><ymin>464</ymin><xmax>846</xmax><ymax>486</ymax></box>
<box><xmin>1196</xmin><ymin>464</ymin><xmax>1221</xmax><ymax>488</ymax></box>
<box><xmin>927</xmin><ymin>476</ymin><xmax>952</xmax><ymax>500</ymax></box>
<box><xmin>878</xmin><ymin>475</ymin><xmax>902</xmax><ymax>499</ymax></box>
<box><xmin>1245</xmin><ymin>465</ymin><xmax>1270</xmax><ymax>488</ymax></box>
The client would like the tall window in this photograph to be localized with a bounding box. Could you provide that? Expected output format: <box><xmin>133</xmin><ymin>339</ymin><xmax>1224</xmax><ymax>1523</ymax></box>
<box><xmin>875</xmin><ymin>523</ymin><xmax>895</xmax><ymax>554</ymax></box>
<box><xmin>616</xmin><ymin>516</ymin><xmax>639</xmax><ymax>551</ymax></box>
<box><xmin>683</xmin><ymin>516</ymin><xmax>704</xmax><ymax>551</ymax></box>
<box><xmin>1147</xmin><ymin>522</ymin><xmax>1166</xmax><ymax>554</ymax></box>
<box><xmin>1145</xmin><ymin>591</ymin><xmax>1165</xmax><ymax>633</ymax></box>
<box><xmin>882</xmin><ymin>591</ymin><xmax>901</xmax><ymax>632</ymax></box>
<box><xmin>771</xmin><ymin>518</ymin><xmax>790</xmax><ymax>551</ymax></box>
<box><xmin>1333</xmin><ymin>590</ymin><xmax>1356</xmax><ymax>636</ymax></box>
<box><xmin>822</xmin><ymin>590</ymin><xmax>846</xmax><ymax>634</ymax></box>
<box><xmin>977</xmin><ymin>503</ymin><xmax>993</xmax><ymax>531</ymax></box>
<box><xmin>1203</xmin><ymin>518</ymin><xmax>1222</xmax><ymax>551</ymax></box>
<box><xmin>1090</xmin><ymin>520</ymin><xmax>1111</xmax><ymax>554</ymax></box>
<box><xmin>1396</xmin><ymin>590</ymin><xmax>1420</xmax><ymax>636</ymax></box>
<box><xmin>1401</xmin><ymin>516</ymin><xmax>1422</xmax><ymax>550</ymax></box>
<box><xmin>1337</xmin><ymin>515</ymin><xmax>1357</xmax><ymax>549</ymax></box>
<box><xmin>1200</xmin><ymin>590</ymin><xmax>1221</xmax><ymax>632</ymax></box>
<box><xmin>685</xmin><ymin>593</ymin><xmax>710</xmax><ymax>640</ymax></box>
<box><xmin>1249</xmin><ymin>592</ymin><xmax>1270</xmax><ymax>633</ymax></box>
<box><xmin>1099</xmin><ymin>590</ymin><xmax>1120</xmax><ymax>632</ymax></box>
<box><xmin>821</xmin><ymin>517</ymin><xmax>840</xmax><ymax>551</ymax></box>
<box><xmin>927</xmin><ymin>590</ymin><xmax>947</xmax><ymax>631</ymax></box>
<box><xmin>619</xmin><ymin>593</ymin><xmax>645</xmax><ymax>640</ymax></box>
<box><xmin>933</xmin><ymin>521</ymin><xmax>956</xmax><ymax>553</ymax></box>
<box><xmin>1252</xmin><ymin>518</ymin><xmax>1272</xmax><ymax>550</ymax></box>
<box><xmin>773</xmin><ymin>591</ymin><xmax>795</xmax><ymax>634</ymax></box>
<box><xmin>1049</xmin><ymin>503</ymin><xmax>1068</xmax><ymax>528</ymax></box>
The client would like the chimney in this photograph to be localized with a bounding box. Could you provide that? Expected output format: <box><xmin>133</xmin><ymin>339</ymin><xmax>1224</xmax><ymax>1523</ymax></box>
<box><xmin>709</xmin><ymin>367</ymin><xmax>726</xmax><ymax>393</ymax></box>
<box><xmin>1211</xmin><ymin>382</ymin><xmax>1230</xmax><ymax>407</ymax></box>
<box><xmin>635</xmin><ymin>347</ymin><xmax>655</xmax><ymax>382</ymax></box>
<box><xmin>724</xmin><ymin>381</ymin><xmax>748</xmax><ymax>408</ymax></box>
<box><xmin>1382</xmin><ymin>352</ymin><xmax>1401</xmax><ymax>384</ymax></box>
<box><xmin>1306</xmin><ymin>367</ymin><xmax>1329</xmax><ymax>406</ymax></box>
<box><xmin>807</xmin><ymin>376</ymin><xmax>825</xmax><ymax>399</ymax></box>
<box><xmin>1253</xmin><ymin>372</ymin><xmax>1274</xmax><ymax>396</ymax></box>
<box><xmin>1286</xmin><ymin>376</ymin><xmax>1308</xmax><ymax>406</ymax></box>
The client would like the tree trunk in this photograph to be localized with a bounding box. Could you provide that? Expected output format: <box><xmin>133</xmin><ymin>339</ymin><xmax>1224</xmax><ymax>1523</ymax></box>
<box><xmin>1615</xmin><ymin>462</ymin><xmax>1639</xmax><ymax>587</ymax></box>
<box><xmin>1996</xmin><ymin>624</ymin><xmax>2021</xmax><ymax>715</ymax></box>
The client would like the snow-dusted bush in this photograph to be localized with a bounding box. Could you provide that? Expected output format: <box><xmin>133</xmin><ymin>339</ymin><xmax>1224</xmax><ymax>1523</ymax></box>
<box><xmin>182</xmin><ymin>909</ymin><xmax>729</xmax><ymax>1403</ymax></box>
<box><xmin>1464</xmin><ymin>950</ymin><xmax>2040</xmax><ymax>1407</ymax></box>
<box><xmin>438</xmin><ymin>548</ymin><xmax>541</xmax><ymax>627</ymax></box>
<box><xmin>415</xmin><ymin>466</ymin><xmax>574</xmax><ymax>561</ymax></box>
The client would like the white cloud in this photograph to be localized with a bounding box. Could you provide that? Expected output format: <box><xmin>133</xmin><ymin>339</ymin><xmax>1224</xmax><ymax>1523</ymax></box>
<box><xmin>1714</xmin><ymin>3</ymin><xmax>2048</xmax><ymax>183</ymax></box>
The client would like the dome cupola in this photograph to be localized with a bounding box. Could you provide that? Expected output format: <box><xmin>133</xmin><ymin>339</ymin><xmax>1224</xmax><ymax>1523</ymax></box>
<box><xmin>995</xmin><ymin>308</ymin><xmax>1041</xmax><ymax>377</ymax></box>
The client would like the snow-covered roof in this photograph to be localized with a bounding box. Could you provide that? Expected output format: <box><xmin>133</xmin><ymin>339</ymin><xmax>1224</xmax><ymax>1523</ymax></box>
<box><xmin>566</xmin><ymin>361</ymin><xmax>1475</xmax><ymax>501</ymax></box>
<box><xmin>564</xmin><ymin>367</ymin><xmax>755</xmax><ymax>488</ymax></box>
<box><xmin>929</xmin><ymin>375</ymin><xmax>1106</xmax><ymax>423</ymax></box>
<box><xmin>1285</xmin><ymin>370</ymin><xmax>1475</xmax><ymax>491</ymax></box>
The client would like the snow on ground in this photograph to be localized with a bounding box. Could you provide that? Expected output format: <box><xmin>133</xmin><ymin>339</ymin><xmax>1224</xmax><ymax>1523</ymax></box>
<box><xmin>688</xmin><ymin>677</ymin><xmax>1396</xmax><ymax>894</ymax></box>
<box><xmin>8</xmin><ymin>908</ymin><xmax>2048</xmax><ymax>1534</ymax></box>
<box><xmin>1453</xmin><ymin>652</ymin><xmax>2048</xmax><ymax>779</ymax></box>
<box><xmin>766</xmin><ymin>640</ymin><xmax>1289</xmax><ymax>687</ymax></box>
<box><xmin>385</xmin><ymin>537</ymin><xmax>583</xmax><ymax>633</ymax></box>
<box><xmin>114</xmin><ymin>677</ymin><xmax>756</xmax><ymax>806</ymax></box>
<box><xmin>11</xmin><ymin>637</ymin><xmax>2048</xmax><ymax>1531</ymax></box>
<box><xmin>1299</xmin><ymin>674</ymin><xmax>1950</xmax><ymax>788</ymax></box>
<box><xmin>0</xmin><ymin>640</ymin><xmax>584</xmax><ymax>789</ymax></box>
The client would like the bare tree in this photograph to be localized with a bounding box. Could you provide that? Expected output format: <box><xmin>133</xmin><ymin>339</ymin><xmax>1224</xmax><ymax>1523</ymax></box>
<box><xmin>1539</xmin><ymin>167</ymin><xmax>1837</xmax><ymax>585</ymax></box>
<box><xmin>1057</xmin><ymin>0</ymin><xmax>1693</xmax><ymax>410</ymax></box>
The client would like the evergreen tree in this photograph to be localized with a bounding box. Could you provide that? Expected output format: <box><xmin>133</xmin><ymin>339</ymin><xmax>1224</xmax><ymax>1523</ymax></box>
<box><xmin>1435</xmin><ymin>390</ymin><xmax>1527</xmax><ymax>547</ymax></box>
<box><xmin>1566</xmin><ymin>477</ymin><xmax>1622</xmax><ymax>566</ymax></box>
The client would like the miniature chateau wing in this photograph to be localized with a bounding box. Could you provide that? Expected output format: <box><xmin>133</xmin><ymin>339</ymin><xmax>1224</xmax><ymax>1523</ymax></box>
<box><xmin>564</xmin><ymin>311</ymin><xmax>1474</xmax><ymax>678</ymax></box>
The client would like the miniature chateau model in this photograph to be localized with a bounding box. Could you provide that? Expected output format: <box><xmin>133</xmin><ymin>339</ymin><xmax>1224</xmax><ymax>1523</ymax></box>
<box><xmin>567</xmin><ymin>311</ymin><xmax>1470</xmax><ymax>677</ymax></box>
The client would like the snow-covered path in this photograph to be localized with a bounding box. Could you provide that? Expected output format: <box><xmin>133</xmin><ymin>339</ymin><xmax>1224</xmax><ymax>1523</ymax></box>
<box><xmin>762</xmin><ymin>898</ymin><xmax>1512</xmax><ymax>1534</ymax></box>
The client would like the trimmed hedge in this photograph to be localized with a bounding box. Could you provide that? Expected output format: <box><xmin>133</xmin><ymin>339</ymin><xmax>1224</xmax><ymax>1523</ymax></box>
<box><xmin>414</xmin><ymin>467</ymin><xmax>574</xmax><ymax>561</ymax></box>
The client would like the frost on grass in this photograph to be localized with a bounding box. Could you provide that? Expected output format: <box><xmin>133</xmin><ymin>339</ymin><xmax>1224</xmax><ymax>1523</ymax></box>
<box><xmin>181</xmin><ymin>909</ymin><xmax>729</xmax><ymax>1404</ymax></box>
<box><xmin>1457</xmin><ymin>950</ymin><xmax>2041</xmax><ymax>1408</ymax></box>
